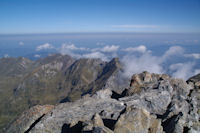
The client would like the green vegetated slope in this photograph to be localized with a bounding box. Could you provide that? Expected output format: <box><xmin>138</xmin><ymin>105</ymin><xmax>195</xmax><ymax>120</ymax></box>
<box><xmin>0</xmin><ymin>54</ymin><xmax>121</xmax><ymax>132</ymax></box>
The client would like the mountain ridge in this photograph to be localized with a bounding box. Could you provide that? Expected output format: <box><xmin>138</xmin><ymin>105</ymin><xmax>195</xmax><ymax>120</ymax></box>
<box><xmin>0</xmin><ymin>54</ymin><xmax>125</xmax><ymax>132</ymax></box>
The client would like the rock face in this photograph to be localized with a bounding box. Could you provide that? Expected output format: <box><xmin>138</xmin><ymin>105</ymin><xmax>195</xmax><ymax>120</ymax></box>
<box><xmin>120</xmin><ymin>72</ymin><xmax>199</xmax><ymax>133</ymax></box>
<box><xmin>7</xmin><ymin>72</ymin><xmax>200</xmax><ymax>133</ymax></box>
<box><xmin>187</xmin><ymin>73</ymin><xmax>200</xmax><ymax>90</ymax></box>
<box><xmin>186</xmin><ymin>73</ymin><xmax>200</xmax><ymax>133</ymax></box>
<box><xmin>88</xmin><ymin>58</ymin><xmax>129</xmax><ymax>94</ymax></box>
<box><xmin>6</xmin><ymin>105</ymin><xmax>54</xmax><ymax>133</ymax></box>
<box><xmin>114</xmin><ymin>107</ymin><xmax>163</xmax><ymax>133</ymax></box>
<box><xmin>0</xmin><ymin>55</ymin><xmax>126</xmax><ymax>132</ymax></box>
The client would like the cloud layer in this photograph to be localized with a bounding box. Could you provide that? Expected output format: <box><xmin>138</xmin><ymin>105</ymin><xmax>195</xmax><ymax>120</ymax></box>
<box><xmin>36</xmin><ymin>43</ymin><xmax>54</xmax><ymax>51</ymax></box>
<box><xmin>184</xmin><ymin>53</ymin><xmax>200</xmax><ymax>59</ymax></box>
<box><xmin>121</xmin><ymin>53</ymin><xmax>163</xmax><ymax>78</ymax></box>
<box><xmin>121</xmin><ymin>45</ymin><xmax>199</xmax><ymax>80</ymax></box>
<box><xmin>122</xmin><ymin>45</ymin><xmax>147</xmax><ymax>53</ymax></box>
<box><xmin>169</xmin><ymin>63</ymin><xmax>195</xmax><ymax>80</ymax></box>
<box><xmin>35</xmin><ymin>42</ymin><xmax>200</xmax><ymax>80</ymax></box>
<box><xmin>58</xmin><ymin>43</ymin><xmax>119</xmax><ymax>61</ymax></box>
<box><xmin>162</xmin><ymin>46</ymin><xmax>184</xmax><ymax>60</ymax></box>
<box><xmin>101</xmin><ymin>45</ymin><xmax>119</xmax><ymax>52</ymax></box>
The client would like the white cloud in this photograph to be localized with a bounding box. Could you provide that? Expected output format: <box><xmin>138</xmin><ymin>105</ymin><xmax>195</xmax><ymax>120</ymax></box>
<box><xmin>59</xmin><ymin>49</ymin><xmax>81</xmax><ymax>59</ymax></box>
<box><xmin>101</xmin><ymin>45</ymin><xmax>119</xmax><ymax>53</ymax></box>
<box><xmin>19</xmin><ymin>41</ymin><xmax>24</xmax><ymax>46</ymax></box>
<box><xmin>83</xmin><ymin>52</ymin><xmax>108</xmax><ymax>61</ymax></box>
<box><xmin>162</xmin><ymin>46</ymin><xmax>184</xmax><ymax>60</ymax></box>
<box><xmin>121</xmin><ymin>53</ymin><xmax>163</xmax><ymax>78</ymax></box>
<box><xmin>4</xmin><ymin>54</ymin><xmax>9</xmax><ymax>58</ymax></box>
<box><xmin>61</xmin><ymin>43</ymin><xmax>89</xmax><ymax>51</ymax></box>
<box><xmin>58</xmin><ymin>43</ymin><xmax>116</xmax><ymax>61</ymax></box>
<box><xmin>59</xmin><ymin>43</ymin><xmax>119</xmax><ymax>54</ymax></box>
<box><xmin>112</xmin><ymin>25</ymin><xmax>158</xmax><ymax>28</ymax></box>
<box><xmin>184</xmin><ymin>53</ymin><xmax>200</xmax><ymax>59</ymax></box>
<box><xmin>34</xmin><ymin>54</ymin><xmax>41</xmax><ymax>58</ymax></box>
<box><xmin>62</xmin><ymin>43</ymin><xmax>77</xmax><ymax>50</ymax></box>
<box><xmin>169</xmin><ymin>62</ymin><xmax>196</xmax><ymax>80</ymax></box>
<box><xmin>121</xmin><ymin>45</ymin><xmax>197</xmax><ymax>80</ymax></box>
<box><xmin>91</xmin><ymin>48</ymin><xmax>100</xmax><ymax>52</ymax></box>
<box><xmin>59</xmin><ymin>43</ymin><xmax>90</xmax><ymax>59</ymax></box>
<box><xmin>36</xmin><ymin>43</ymin><xmax>54</xmax><ymax>51</ymax></box>
<box><xmin>122</xmin><ymin>45</ymin><xmax>147</xmax><ymax>53</ymax></box>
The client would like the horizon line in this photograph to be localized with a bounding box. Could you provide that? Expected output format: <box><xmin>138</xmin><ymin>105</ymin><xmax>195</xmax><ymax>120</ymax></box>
<box><xmin>0</xmin><ymin>31</ymin><xmax>200</xmax><ymax>36</ymax></box>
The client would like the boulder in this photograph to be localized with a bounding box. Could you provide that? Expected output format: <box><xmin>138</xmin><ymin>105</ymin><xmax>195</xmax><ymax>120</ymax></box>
<box><xmin>6</xmin><ymin>105</ymin><xmax>54</xmax><ymax>133</ymax></box>
<box><xmin>114</xmin><ymin>107</ymin><xmax>164</xmax><ymax>133</ymax></box>
<box><xmin>28</xmin><ymin>96</ymin><xmax>125</xmax><ymax>133</ymax></box>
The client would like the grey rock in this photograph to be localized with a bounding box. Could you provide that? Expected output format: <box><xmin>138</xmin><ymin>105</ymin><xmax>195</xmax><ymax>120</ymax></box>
<box><xmin>93</xmin><ymin>113</ymin><xmax>104</xmax><ymax>127</ymax></box>
<box><xmin>89</xmin><ymin>58</ymin><xmax>130</xmax><ymax>94</ymax></box>
<box><xmin>114</xmin><ymin>107</ymin><xmax>164</xmax><ymax>133</ymax></box>
<box><xmin>29</xmin><ymin>96</ymin><xmax>125</xmax><ymax>133</ymax></box>
<box><xmin>92</xmin><ymin>126</ymin><xmax>114</xmax><ymax>133</ymax></box>
<box><xmin>186</xmin><ymin>73</ymin><xmax>200</xmax><ymax>133</ymax></box>
<box><xmin>6</xmin><ymin>105</ymin><xmax>54</xmax><ymax>133</ymax></box>
<box><xmin>120</xmin><ymin>72</ymin><xmax>191</xmax><ymax>118</ymax></box>
<box><xmin>92</xmin><ymin>89</ymin><xmax>112</xmax><ymax>99</ymax></box>
<box><xmin>82</xmin><ymin>113</ymin><xmax>105</xmax><ymax>132</ymax></box>
<box><xmin>120</xmin><ymin>71</ymin><xmax>199</xmax><ymax>133</ymax></box>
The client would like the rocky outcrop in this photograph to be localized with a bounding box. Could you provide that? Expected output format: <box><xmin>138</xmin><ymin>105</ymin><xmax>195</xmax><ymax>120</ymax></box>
<box><xmin>114</xmin><ymin>107</ymin><xmax>163</xmax><ymax>133</ymax></box>
<box><xmin>186</xmin><ymin>73</ymin><xmax>200</xmax><ymax>133</ymax></box>
<box><xmin>6</xmin><ymin>105</ymin><xmax>54</xmax><ymax>133</ymax></box>
<box><xmin>121</xmin><ymin>71</ymin><xmax>190</xmax><ymax>116</ymax></box>
<box><xmin>120</xmin><ymin>71</ymin><xmax>200</xmax><ymax>133</ymax></box>
<box><xmin>7</xmin><ymin>72</ymin><xmax>200</xmax><ymax>133</ymax></box>
<box><xmin>87</xmin><ymin>58</ymin><xmax>129</xmax><ymax>95</ymax></box>
<box><xmin>187</xmin><ymin>73</ymin><xmax>200</xmax><ymax>90</ymax></box>
<box><xmin>29</xmin><ymin>95</ymin><xmax>125</xmax><ymax>133</ymax></box>
<box><xmin>61</xmin><ymin>58</ymin><xmax>106</xmax><ymax>101</ymax></box>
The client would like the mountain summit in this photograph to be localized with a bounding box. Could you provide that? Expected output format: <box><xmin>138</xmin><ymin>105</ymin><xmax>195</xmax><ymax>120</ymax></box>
<box><xmin>6</xmin><ymin>71</ymin><xmax>200</xmax><ymax>133</ymax></box>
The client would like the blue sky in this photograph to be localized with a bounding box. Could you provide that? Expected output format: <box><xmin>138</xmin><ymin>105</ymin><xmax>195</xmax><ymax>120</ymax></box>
<box><xmin>0</xmin><ymin>0</ymin><xmax>200</xmax><ymax>34</ymax></box>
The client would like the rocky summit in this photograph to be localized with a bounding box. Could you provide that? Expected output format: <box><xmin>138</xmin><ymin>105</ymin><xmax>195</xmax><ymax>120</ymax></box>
<box><xmin>0</xmin><ymin>55</ymin><xmax>126</xmax><ymax>132</ymax></box>
<box><xmin>7</xmin><ymin>71</ymin><xmax>200</xmax><ymax>133</ymax></box>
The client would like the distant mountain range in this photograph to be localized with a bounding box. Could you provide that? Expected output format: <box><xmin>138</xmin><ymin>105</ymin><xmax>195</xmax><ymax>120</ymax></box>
<box><xmin>0</xmin><ymin>54</ymin><xmax>128</xmax><ymax>132</ymax></box>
